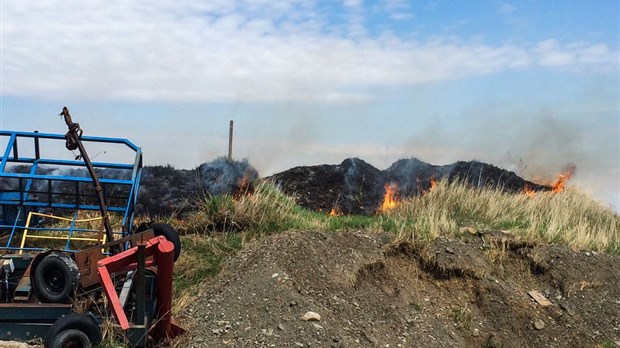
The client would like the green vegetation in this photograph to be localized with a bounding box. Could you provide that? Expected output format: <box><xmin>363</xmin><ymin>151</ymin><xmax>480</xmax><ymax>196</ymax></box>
<box><xmin>599</xmin><ymin>340</ymin><xmax>618</xmax><ymax>348</ymax></box>
<box><xmin>452</xmin><ymin>306</ymin><xmax>472</xmax><ymax>330</ymax></box>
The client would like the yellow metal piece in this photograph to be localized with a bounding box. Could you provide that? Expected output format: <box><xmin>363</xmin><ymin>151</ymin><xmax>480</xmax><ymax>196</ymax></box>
<box><xmin>19</xmin><ymin>212</ymin><xmax>104</xmax><ymax>254</ymax></box>
<box><xmin>18</xmin><ymin>212</ymin><xmax>35</xmax><ymax>253</ymax></box>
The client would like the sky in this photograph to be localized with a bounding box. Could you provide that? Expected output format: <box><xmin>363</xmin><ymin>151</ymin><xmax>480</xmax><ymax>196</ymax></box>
<box><xmin>0</xmin><ymin>0</ymin><xmax>619</xmax><ymax>209</ymax></box>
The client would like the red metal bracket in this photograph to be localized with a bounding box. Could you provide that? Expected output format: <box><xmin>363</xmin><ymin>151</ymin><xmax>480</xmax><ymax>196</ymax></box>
<box><xmin>97</xmin><ymin>235</ymin><xmax>180</xmax><ymax>339</ymax></box>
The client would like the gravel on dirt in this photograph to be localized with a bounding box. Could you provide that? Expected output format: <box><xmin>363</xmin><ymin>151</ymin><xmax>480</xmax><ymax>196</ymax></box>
<box><xmin>175</xmin><ymin>229</ymin><xmax>620</xmax><ymax>347</ymax></box>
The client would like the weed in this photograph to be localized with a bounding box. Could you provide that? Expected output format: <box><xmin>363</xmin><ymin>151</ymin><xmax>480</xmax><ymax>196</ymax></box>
<box><xmin>409</xmin><ymin>301</ymin><xmax>422</xmax><ymax>311</ymax></box>
<box><xmin>452</xmin><ymin>306</ymin><xmax>472</xmax><ymax>330</ymax></box>
<box><xmin>598</xmin><ymin>340</ymin><xmax>617</xmax><ymax>348</ymax></box>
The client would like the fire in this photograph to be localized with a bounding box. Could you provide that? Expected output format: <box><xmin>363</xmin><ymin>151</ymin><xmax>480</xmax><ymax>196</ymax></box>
<box><xmin>551</xmin><ymin>165</ymin><xmax>576</xmax><ymax>193</ymax></box>
<box><xmin>523</xmin><ymin>184</ymin><xmax>536</xmax><ymax>198</ymax></box>
<box><xmin>329</xmin><ymin>207</ymin><xmax>340</xmax><ymax>217</ymax></box>
<box><xmin>381</xmin><ymin>183</ymin><xmax>398</xmax><ymax>212</ymax></box>
<box><xmin>234</xmin><ymin>174</ymin><xmax>251</xmax><ymax>199</ymax></box>
<box><xmin>525</xmin><ymin>164</ymin><xmax>575</xmax><ymax>196</ymax></box>
<box><xmin>551</xmin><ymin>174</ymin><xmax>570</xmax><ymax>193</ymax></box>
<box><xmin>429</xmin><ymin>177</ymin><xmax>437</xmax><ymax>192</ymax></box>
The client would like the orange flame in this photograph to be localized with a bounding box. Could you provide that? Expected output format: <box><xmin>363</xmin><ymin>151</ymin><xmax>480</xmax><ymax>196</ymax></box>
<box><xmin>234</xmin><ymin>174</ymin><xmax>251</xmax><ymax>199</ymax></box>
<box><xmin>523</xmin><ymin>184</ymin><xmax>536</xmax><ymax>198</ymax></box>
<box><xmin>429</xmin><ymin>177</ymin><xmax>437</xmax><ymax>192</ymax></box>
<box><xmin>381</xmin><ymin>183</ymin><xmax>398</xmax><ymax>212</ymax></box>
<box><xmin>551</xmin><ymin>174</ymin><xmax>570</xmax><ymax>193</ymax></box>
<box><xmin>551</xmin><ymin>166</ymin><xmax>575</xmax><ymax>193</ymax></box>
<box><xmin>329</xmin><ymin>208</ymin><xmax>340</xmax><ymax>217</ymax></box>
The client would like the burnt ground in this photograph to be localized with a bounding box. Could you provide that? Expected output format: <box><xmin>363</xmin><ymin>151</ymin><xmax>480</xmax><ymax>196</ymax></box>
<box><xmin>269</xmin><ymin>158</ymin><xmax>550</xmax><ymax>215</ymax></box>
<box><xmin>134</xmin><ymin>157</ymin><xmax>551</xmax><ymax>217</ymax></box>
<box><xmin>177</xmin><ymin>230</ymin><xmax>620</xmax><ymax>348</ymax></box>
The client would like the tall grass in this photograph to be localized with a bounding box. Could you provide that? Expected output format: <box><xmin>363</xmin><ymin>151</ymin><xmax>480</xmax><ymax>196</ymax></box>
<box><xmin>176</xmin><ymin>179</ymin><xmax>619</xmax><ymax>255</ymax></box>
<box><xmin>178</xmin><ymin>181</ymin><xmax>325</xmax><ymax>234</ymax></box>
<box><xmin>388</xmin><ymin>179</ymin><xmax>619</xmax><ymax>253</ymax></box>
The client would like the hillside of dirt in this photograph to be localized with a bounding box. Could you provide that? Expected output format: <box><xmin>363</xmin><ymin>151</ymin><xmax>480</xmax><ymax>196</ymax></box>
<box><xmin>177</xmin><ymin>230</ymin><xmax>620</xmax><ymax>348</ymax></box>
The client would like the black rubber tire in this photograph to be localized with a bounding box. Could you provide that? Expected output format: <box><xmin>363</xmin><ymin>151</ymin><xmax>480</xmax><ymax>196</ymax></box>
<box><xmin>135</xmin><ymin>221</ymin><xmax>150</xmax><ymax>233</ymax></box>
<box><xmin>33</xmin><ymin>253</ymin><xmax>80</xmax><ymax>303</ymax></box>
<box><xmin>46</xmin><ymin>329</ymin><xmax>91</xmax><ymax>348</ymax></box>
<box><xmin>45</xmin><ymin>313</ymin><xmax>101</xmax><ymax>348</ymax></box>
<box><xmin>151</xmin><ymin>223</ymin><xmax>181</xmax><ymax>262</ymax></box>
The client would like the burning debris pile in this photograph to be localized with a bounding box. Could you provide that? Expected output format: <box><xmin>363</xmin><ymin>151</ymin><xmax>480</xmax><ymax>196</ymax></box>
<box><xmin>137</xmin><ymin>157</ymin><xmax>258</xmax><ymax>216</ymax></box>
<box><xmin>197</xmin><ymin>157</ymin><xmax>258</xmax><ymax>197</ymax></box>
<box><xmin>267</xmin><ymin>158</ymin><xmax>385</xmax><ymax>216</ymax></box>
<box><xmin>136</xmin><ymin>156</ymin><xmax>570</xmax><ymax>217</ymax></box>
<box><xmin>270</xmin><ymin>158</ymin><xmax>555</xmax><ymax>215</ymax></box>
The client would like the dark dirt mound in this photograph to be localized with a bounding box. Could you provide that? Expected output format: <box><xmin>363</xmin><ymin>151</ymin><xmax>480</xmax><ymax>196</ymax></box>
<box><xmin>135</xmin><ymin>157</ymin><xmax>550</xmax><ymax>217</ymax></box>
<box><xmin>270</xmin><ymin>158</ymin><xmax>550</xmax><ymax>215</ymax></box>
<box><xmin>178</xmin><ymin>230</ymin><xmax>620</xmax><ymax>348</ymax></box>
<box><xmin>442</xmin><ymin>161</ymin><xmax>547</xmax><ymax>193</ymax></box>
<box><xmin>137</xmin><ymin>158</ymin><xmax>258</xmax><ymax>216</ymax></box>
<box><xmin>269</xmin><ymin>158</ymin><xmax>384</xmax><ymax>215</ymax></box>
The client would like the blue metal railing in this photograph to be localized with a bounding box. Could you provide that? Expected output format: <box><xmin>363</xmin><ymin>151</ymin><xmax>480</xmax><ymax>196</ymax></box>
<box><xmin>0</xmin><ymin>130</ymin><xmax>142</xmax><ymax>252</ymax></box>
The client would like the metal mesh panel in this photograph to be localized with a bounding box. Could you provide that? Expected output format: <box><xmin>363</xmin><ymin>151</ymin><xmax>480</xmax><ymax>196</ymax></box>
<box><xmin>0</xmin><ymin>176</ymin><xmax>132</xmax><ymax>210</ymax></box>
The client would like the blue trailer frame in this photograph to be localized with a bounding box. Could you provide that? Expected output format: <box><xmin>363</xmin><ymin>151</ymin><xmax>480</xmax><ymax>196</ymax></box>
<box><xmin>0</xmin><ymin>130</ymin><xmax>143</xmax><ymax>253</ymax></box>
<box><xmin>0</xmin><ymin>112</ymin><xmax>182</xmax><ymax>347</ymax></box>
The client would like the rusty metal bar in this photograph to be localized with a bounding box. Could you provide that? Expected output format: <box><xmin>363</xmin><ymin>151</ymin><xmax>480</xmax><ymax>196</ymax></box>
<box><xmin>60</xmin><ymin>107</ymin><xmax>118</xmax><ymax>254</ymax></box>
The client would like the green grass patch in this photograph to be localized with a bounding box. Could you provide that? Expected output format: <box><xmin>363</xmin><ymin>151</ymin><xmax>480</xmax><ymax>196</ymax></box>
<box><xmin>327</xmin><ymin>214</ymin><xmax>380</xmax><ymax>231</ymax></box>
<box><xmin>173</xmin><ymin>233</ymin><xmax>244</xmax><ymax>297</ymax></box>
<box><xmin>452</xmin><ymin>306</ymin><xmax>472</xmax><ymax>330</ymax></box>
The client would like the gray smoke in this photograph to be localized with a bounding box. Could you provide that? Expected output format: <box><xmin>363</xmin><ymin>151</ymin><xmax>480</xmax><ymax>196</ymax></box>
<box><xmin>197</xmin><ymin>157</ymin><xmax>259</xmax><ymax>196</ymax></box>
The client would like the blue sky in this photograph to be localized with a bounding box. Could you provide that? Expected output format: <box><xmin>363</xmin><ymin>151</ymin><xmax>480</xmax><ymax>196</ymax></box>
<box><xmin>1</xmin><ymin>0</ymin><xmax>618</xmax><ymax>209</ymax></box>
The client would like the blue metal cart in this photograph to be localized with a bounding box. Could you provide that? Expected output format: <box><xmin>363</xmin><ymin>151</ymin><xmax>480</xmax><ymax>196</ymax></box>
<box><xmin>0</xmin><ymin>108</ymin><xmax>182</xmax><ymax>347</ymax></box>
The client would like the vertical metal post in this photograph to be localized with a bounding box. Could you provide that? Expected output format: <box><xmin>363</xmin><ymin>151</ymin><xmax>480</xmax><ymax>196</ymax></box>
<box><xmin>228</xmin><ymin>120</ymin><xmax>233</xmax><ymax>161</ymax></box>
<box><xmin>135</xmin><ymin>243</ymin><xmax>146</xmax><ymax>326</ymax></box>
<box><xmin>34</xmin><ymin>130</ymin><xmax>40</xmax><ymax>160</ymax></box>
<box><xmin>154</xmin><ymin>239</ymin><xmax>175</xmax><ymax>339</ymax></box>
<box><xmin>12</xmin><ymin>136</ymin><xmax>18</xmax><ymax>160</ymax></box>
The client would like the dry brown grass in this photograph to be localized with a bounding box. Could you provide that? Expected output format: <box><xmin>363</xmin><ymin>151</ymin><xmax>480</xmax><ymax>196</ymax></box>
<box><xmin>388</xmin><ymin>179</ymin><xmax>619</xmax><ymax>253</ymax></box>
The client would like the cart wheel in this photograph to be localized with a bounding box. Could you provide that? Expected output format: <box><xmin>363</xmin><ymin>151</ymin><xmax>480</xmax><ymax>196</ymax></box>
<box><xmin>45</xmin><ymin>313</ymin><xmax>101</xmax><ymax>348</ymax></box>
<box><xmin>33</xmin><ymin>253</ymin><xmax>80</xmax><ymax>303</ymax></box>
<box><xmin>47</xmin><ymin>329</ymin><xmax>90</xmax><ymax>348</ymax></box>
<box><xmin>152</xmin><ymin>223</ymin><xmax>182</xmax><ymax>262</ymax></box>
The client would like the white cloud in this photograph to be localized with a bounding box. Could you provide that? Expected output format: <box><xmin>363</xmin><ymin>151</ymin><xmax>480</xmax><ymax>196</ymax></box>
<box><xmin>343</xmin><ymin>0</ymin><xmax>362</xmax><ymax>8</ymax></box>
<box><xmin>497</xmin><ymin>2</ymin><xmax>517</xmax><ymax>14</ymax></box>
<box><xmin>0</xmin><ymin>1</ymin><xmax>617</xmax><ymax>103</ymax></box>
<box><xmin>376</xmin><ymin>0</ymin><xmax>415</xmax><ymax>21</ymax></box>
<box><xmin>533</xmin><ymin>39</ymin><xmax>618</xmax><ymax>71</ymax></box>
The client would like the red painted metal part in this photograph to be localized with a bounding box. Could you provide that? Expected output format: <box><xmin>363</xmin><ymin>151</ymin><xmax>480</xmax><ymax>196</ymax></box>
<box><xmin>97</xmin><ymin>235</ymin><xmax>179</xmax><ymax>339</ymax></box>
<box><xmin>154</xmin><ymin>240</ymin><xmax>175</xmax><ymax>339</ymax></box>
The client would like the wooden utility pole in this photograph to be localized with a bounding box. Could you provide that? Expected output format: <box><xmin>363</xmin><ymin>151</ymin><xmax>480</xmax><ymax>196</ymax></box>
<box><xmin>228</xmin><ymin>120</ymin><xmax>234</xmax><ymax>161</ymax></box>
